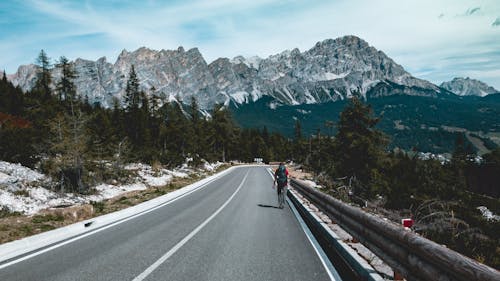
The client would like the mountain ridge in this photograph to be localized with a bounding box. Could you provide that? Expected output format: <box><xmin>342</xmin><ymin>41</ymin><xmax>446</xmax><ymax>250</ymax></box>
<box><xmin>8</xmin><ymin>35</ymin><xmax>448</xmax><ymax>109</ymax></box>
<box><xmin>440</xmin><ymin>77</ymin><xmax>498</xmax><ymax>97</ymax></box>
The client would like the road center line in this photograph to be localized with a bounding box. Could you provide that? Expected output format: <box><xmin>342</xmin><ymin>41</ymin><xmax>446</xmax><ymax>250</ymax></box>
<box><xmin>132</xmin><ymin>170</ymin><xmax>250</xmax><ymax>281</ymax></box>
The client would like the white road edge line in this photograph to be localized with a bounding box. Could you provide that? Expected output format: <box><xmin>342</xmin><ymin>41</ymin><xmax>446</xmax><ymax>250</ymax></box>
<box><xmin>0</xmin><ymin>167</ymin><xmax>235</xmax><ymax>270</ymax></box>
<box><xmin>131</xmin><ymin>170</ymin><xmax>250</xmax><ymax>281</ymax></box>
<box><xmin>267</xmin><ymin>168</ymin><xmax>341</xmax><ymax>281</ymax></box>
<box><xmin>287</xmin><ymin>196</ymin><xmax>342</xmax><ymax>281</ymax></box>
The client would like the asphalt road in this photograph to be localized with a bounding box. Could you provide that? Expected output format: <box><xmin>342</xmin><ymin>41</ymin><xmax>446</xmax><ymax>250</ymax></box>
<box><xmin>0</xmin><ymin>166</ymin><xmax>333</xmax><ymax>281</ymax></box>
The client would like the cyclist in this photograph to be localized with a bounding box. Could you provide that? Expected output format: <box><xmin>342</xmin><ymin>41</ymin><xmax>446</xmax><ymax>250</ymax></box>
<box><xmin>273</xmin><ymin>162</ymin><xmax>289</xmax><ymax>208</ymax></box>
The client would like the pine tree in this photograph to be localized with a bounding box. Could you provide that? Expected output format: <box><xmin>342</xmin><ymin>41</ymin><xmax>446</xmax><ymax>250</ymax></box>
<box><xmin>189</xmin><ymin>96</ymin><xmax>202</xmax><ymax>164</ymax></box>
<box><xmin>34</xmin><ymin>50</ymin><xmax>52</xmax><ymax>99</ymax></box>
<box><xmin>446</xmin><ymin>133</ymin><xmax>470</xmax><ymax>197</ymax></box>
<box><xmin>324</xmin><ymin>120</ymin><xmax>335</xmax><ymax>136</ymax></box>
<box><xmin>88</xmin><ymin>108</ymin><xmax>114</xmax><ymax>158</ymax></box>
<box><xmin>190</xmin><ymin>96</ymin><xmax>200</xmax><ymax>122</ymax></box>
<box><xmin>164</xmin><ymin>102</ymin><xmax>190</xmax><ymax>165</ymax></box>
<box><xmin>211</xmin><ymin>104</ymin><xmax>236</xmax><ymax>162</ymax></box>
<box><xmin>124</xmin><ymin>65</ymin><xmax>140</xmax><ymax>112</ymax></box>
<box><xmin>293</xmin><ymin>119</ymin><xmax>306</xmax><ymax>162</ymax></box>
<box><xmin>294</xmin><ymin>119</ymin><xmax>302</xmax><ymax>141</ymax></box>
<box><xmin>138</xmin><ymin>91</ymin><xmax>151</xmax><ymax>150</ymax></box>
<box><xmin>262</xmin><ymin>126</ymin><xmax>270</xmax><ymax>143</ymax></box>
<box><xmin>48</xmin><ymin>111</ymin><xmax>88</xmax><ymax>193</ymax></box>
<box><xmin>150</xmin><ymin>93</ymin><xmax>161</xmax><ymax>118</ymax></box>
<box><xmin>123</xmin><ymin>66</ymin><xmax>143</xmax><ymax>149</ymax></box>
<box><xmin>333</xmin><ymin>97</ymin><xmax>388</xmax><ymax>197</ymax></box>
<box><xmin>0</xmin><ymin>74</ymin><xmax>24</xmax><ymax>115</ymax></box>
<box><xmin>452</xmin><ymin>134</ymin><xmax>467</xmax><ymax>163</ymax></box>
<box><xmin>55</xmin><ymin>56</ymin><xmax>77</xmax><ymax>102</ymax></box>
<box><xmin>483</xmin><ymin>147</ymin><xmax>500</xmax><ymax>164</ymax></box>
<box><xmin>111</xmin><ymin>97</ymin><xmax>123</xmax><ymax>133</ymax></box>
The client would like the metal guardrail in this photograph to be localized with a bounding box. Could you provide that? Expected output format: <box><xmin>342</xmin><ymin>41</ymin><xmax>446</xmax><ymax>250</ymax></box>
<box><xmin>288</xmin><ymin>189</ymin><xmax>382</xmax><ymax>281</ymax></box>
<box><xmin>290</xmin><ymin>179</ymin><xmax>500</xmax><ymax>281</ymax></box>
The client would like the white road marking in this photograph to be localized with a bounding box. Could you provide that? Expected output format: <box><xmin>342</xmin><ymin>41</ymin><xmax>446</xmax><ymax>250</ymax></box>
<box><xmin>131</xmin><ymin>170</ymin><xmax>250</xmax><ymax>281</ymax></box>
<box><xmin>267</xmin><ymin>167</ymin><xmax>341</xmax><ymax>281</ymax></box>
<box><xmin>0</xmin><ymin>169</ymin><xmax>232</xmax><ymax>270</ymax></box>
<box><xmin>288</xmin><ymin>196</ymin><xmax>342</xmax><ymax>281</ymax></box>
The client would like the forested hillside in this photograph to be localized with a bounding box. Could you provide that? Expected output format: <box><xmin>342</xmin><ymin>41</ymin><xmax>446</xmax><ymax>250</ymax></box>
<box><xmin>231</xmin><ymin>94</ymin><xmax>500</xmax><ymax>154</ymax></box>
<box><xmin>0</xmin><ymin>51</ymin><xmax>290</xmax><ymax>193</ymax></box>
<box><xmin>1</xmin><ymin>50</ymin><xmax>498</xmax><ymax>269</ymax></box>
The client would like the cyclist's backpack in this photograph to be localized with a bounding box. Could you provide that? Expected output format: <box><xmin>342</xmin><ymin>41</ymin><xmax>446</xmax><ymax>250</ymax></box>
<box><xmin>276</xmin><ymin>166</ymin><xmax>287</xmax><ymax>184</ymax></box>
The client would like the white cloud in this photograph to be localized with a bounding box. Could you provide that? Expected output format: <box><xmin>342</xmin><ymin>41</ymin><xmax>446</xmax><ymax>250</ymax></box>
<box><xmin>2</xmin><ymin>0</ymin><xmax>500</xmax><ymax>89</ymax></box>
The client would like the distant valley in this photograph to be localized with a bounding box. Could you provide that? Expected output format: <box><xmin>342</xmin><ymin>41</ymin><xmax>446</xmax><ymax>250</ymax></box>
<box><xmin>231</xmin><ymin>94</ymin><xmax>500</xmax><ymax>154</ymax></box>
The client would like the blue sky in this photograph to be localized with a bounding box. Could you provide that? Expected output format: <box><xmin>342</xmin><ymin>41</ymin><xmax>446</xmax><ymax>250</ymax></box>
<box><xmin>1</xmin><ymin>0</ymin><xmax>500</xmax><ymax>89</ymax></box>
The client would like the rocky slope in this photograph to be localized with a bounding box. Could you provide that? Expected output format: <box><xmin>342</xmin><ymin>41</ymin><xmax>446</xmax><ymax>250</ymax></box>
<box><xmin>8</xmin><ymin>36</ymin><xmax>447</xmax><ymax>109</ymax></box>
<box><xmin>440</xmin><ymin>77</ymin><xmax>498</xmax><ymax>97</ymax></box>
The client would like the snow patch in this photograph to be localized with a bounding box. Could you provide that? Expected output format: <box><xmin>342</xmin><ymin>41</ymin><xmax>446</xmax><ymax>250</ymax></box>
<box><xmin>230</xmin><ymin>91</ymin><xmax>249</xmax><ymax>104</ymax></box>
<box><xmin>361</xmin><ymin>79</ymin><xmax>379</xmax><ymax>92</ymax></box>
<box><xmin>271</xmin><ymin>72</ymin><xmax>286</xmax><ymax>81</ymax></box>
<box><xmin>0</xmin><ymin>160</ymin><xmax>223</xmax><ymax>215</ymax></box>
<box><xmin>477</xmin><ymin>206</ymin><xmax>500</xmax><ymax>222</ymax></box>
<box><xmin>303</xmin><ymin>89</ymin><xmax>317</xmax><ymax>104</ymax></box>
<box><xmin>281</xmin><ymin>86</ymin><xmax>300</xmax><ymax>105</ymax></box>
<box><xmin>0</xmin><ymin>161</ymin><xmax>45</xmax><ymax>185</ymax></box>
<box><xmin>312</xmin><ymin>72</ymin><xmax>349</xmax><ymax>81</ymax></box>
<box><xmin>167</xmin><ymin>94</ymin><xmax>178</xmax><ymax>103</ymax></box>
<box><xmin>268</xmin><ymin>101</ymin><xmax>279</xmax><ymax>109</ymax></box>
<box><xmin>296</xmin><ymin>109</ymin><xmax>311</xmax><ymax>115</ymax></box>
<box><xmin>202</xmin><ymin>161</ymin><xmax>223</xmax><ymax>172</ymax></box>
<box><xmin>334</xmin><ymin>89</ymin><xmax>344</xmax><ymax>100</ymax></box>
<box><xmin>250</xmin><ymin>88</ymin><xmax>263</xmax><ymax>102</ymax></box>
<box><xmin>230</xmin><ymin>55</ymin><xmax>262</xmax><ymax>69</ymax></box>
<box><xmin>417</xmin><ymin>152</ymin><xmax>450</xmax><ymax>164</ymax></box>
<box><xmin>141</xmin><ymin>173</ymin><xmax>172</xmax><ymax>187</ymax></box>
<box><xmin>0</xmin><ymin>187</ymin><xmax>85</xmax><ymax>215</ymax></box>
<box><xmin>0</xmin><ymin>172</ymin><xmax>10</xmax><ymax>183</ymax></box>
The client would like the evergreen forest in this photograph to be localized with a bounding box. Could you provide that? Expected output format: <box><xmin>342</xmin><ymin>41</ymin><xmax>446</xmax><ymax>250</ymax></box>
<box><xmin>1</xmin><ymin>50</ymin><xmax>499</xmax><ymax>268</ymax></box>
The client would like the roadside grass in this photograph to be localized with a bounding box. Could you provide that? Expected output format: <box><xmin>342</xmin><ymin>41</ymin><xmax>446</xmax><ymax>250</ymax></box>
<box><xmin>0</xmin><ymin>164</ymin><xmax>230</xmax><ymax>244</ymax></box>
<box><xmin>32</xmin><ymin>214</ymin><xmax>65</xmax><ymax>224</ymax></box>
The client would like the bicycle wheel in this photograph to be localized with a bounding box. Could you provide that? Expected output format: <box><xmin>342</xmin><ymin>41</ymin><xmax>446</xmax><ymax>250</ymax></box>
<box><xmin>278</xmin><ymin>188</ymin><xmax>284</xmax><ymax>208</ymax></box>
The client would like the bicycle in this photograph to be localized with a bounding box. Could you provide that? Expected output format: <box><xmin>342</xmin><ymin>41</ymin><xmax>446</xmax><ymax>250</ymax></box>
<box><xmin>276</xmin><ymin>182</ymin><xmax>287</xmax><ymax>209</ymax></box>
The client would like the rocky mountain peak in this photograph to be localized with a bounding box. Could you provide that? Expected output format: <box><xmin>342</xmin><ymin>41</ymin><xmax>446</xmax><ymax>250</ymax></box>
<box><xmin>8</xmin><ymin>36</ymin><xmax>447</xmax><ymax>109</ymax></box>
<box><xmin>323</xmin><ymin>35</ymin><xmax>369</xmax><ymax>48</ymax></box>
<box><xmin>97</xmin><ymin>57</ymin><xmax>107</xmax><ymax>64</ymax></box>
<box><xmin>440</xmin><ymin>77</ymin><xmax>498</xmax><ymax>97</ymax></box>
<box><xmin>117</xmin><ymin>49</ymin><xmax>129</xmax><ymax>60</ymax></box>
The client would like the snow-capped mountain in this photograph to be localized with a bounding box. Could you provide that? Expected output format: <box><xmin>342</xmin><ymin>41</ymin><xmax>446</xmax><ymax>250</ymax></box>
<box><xmin>8</xmin><ymin>36</ymin><xmax>447</xmax><ymax>109</ymax></box>
<box><xmin>440</xmin><ymin>77</ymin><xmax>498</xmax><ymax>97</ymax></box>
